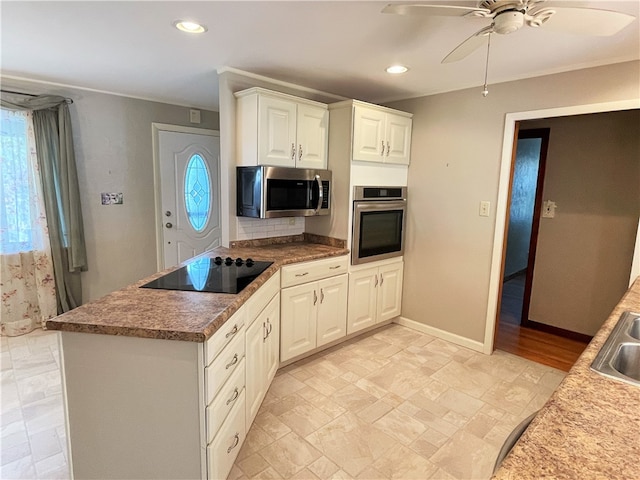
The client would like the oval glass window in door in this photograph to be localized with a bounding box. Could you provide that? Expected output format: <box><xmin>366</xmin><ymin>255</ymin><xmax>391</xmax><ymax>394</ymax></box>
<box><xmin>184</xmin><ymin>154</ymin><xmax>211</xmax><ymax>232</ymax></box>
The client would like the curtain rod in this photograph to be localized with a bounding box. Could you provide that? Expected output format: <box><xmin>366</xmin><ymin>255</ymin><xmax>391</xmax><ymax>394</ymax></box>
<box><xmin>1</xmin><ymin>88</ymin><xmax>73</xmax><ymax>104</ymax></box>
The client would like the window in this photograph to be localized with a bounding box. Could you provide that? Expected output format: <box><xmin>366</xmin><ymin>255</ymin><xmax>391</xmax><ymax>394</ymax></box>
<box><xmin>184</xmin><ymin>153</ymin><xmax>211</xmax><ymax>232</ymax></box>
<box><xmin>0</xmin><ymin>109</ymin><xmax>42</xmax><ymax>254</ymax></box>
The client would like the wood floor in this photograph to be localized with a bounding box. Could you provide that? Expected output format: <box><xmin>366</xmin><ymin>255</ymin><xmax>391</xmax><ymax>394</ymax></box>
<box><xmin>495</xmin><ymin>274</ymin><xmax>589</xmax><ymax>372</ymax></box>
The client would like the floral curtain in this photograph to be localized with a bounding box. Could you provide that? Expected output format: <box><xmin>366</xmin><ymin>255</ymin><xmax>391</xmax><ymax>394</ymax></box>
<box><xmin>1</xmin><ymin>110</ymin><xmax>57</xmax><ymax>336</ymax></box>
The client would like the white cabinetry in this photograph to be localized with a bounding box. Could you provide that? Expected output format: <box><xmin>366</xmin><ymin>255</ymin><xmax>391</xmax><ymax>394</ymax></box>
<box><xmin>244</xmin><ymin>272</ymin><xmax>281</xmax><ymax>425</ymax></box>
<box><xmin>236</xmin><ymin>87</ymin><xmax>329</xmax><ymax>169</ymax></box>
<box><xmin>280</xmin><ymin>256</ymin><xmax>348</xmax><ymax>362</ymax></box>
<box><xmin>353</xmin><ymin>104</ymin><xmax>412</xmax><ymax>165</ymax></box>
<box><xmin>347</xmin><ymin>260</ymin><xmax>404</xmax><ymax>335</ymax></box>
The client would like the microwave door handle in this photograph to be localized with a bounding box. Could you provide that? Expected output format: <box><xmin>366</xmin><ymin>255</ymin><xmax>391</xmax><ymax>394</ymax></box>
<box><xmin>314</xmin><ymin>175</ymin><xmax>323</xmax><ymax>214</ymax></box>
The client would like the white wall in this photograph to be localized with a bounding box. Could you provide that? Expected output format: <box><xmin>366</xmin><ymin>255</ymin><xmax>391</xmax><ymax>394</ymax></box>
<box><xmin>386</xmin><ymin>61</ymin><xmax>640</xmax><ymax>344</ymax></box>
<box><xmin>1</xmin><ymin>78</ymin><xmax>219</xmax><ymax>302</ymax></box>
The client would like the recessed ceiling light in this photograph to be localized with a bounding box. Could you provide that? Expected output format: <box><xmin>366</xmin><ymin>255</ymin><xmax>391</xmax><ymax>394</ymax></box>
<box><xmin>386</xmin><ymin>65</ymin><xmax>409</xmax><ymax>74</ymax></box>
<box><xmin>174</xmin><ymin>20</ymin><xmax>208</xmax><ymax>34</ymax></box>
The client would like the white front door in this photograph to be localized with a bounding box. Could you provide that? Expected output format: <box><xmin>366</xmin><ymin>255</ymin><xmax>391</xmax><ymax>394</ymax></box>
<box><xmin>158</xmin><ymin>130</ymin><xmax>221</xmax><ymax>269</ymax></box>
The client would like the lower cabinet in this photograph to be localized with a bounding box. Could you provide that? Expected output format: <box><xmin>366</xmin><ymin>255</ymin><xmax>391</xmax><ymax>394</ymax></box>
<box><xmin>206</xmin><ymin>272</ymin><xmax>280</xmax><ymax>480</ymax></box>
<box><xmin>245</xmin><ymin>294</ymin><xmax>280</xmax><ymax>425</ymax></box>
<box><xmin>347</xmin><ymin>260</ymin><xmax>404</xmax><ymax>335</ymax></box>
<box><xmin>280</xmin><ymin>274</ymin><xmax>348</xmax><ymax>362</ymax></box>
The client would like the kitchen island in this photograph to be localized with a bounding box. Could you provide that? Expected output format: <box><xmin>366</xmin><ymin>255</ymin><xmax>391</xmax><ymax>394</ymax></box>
<box><xmin>493</xmin><ymin>278</ymin><xmax>640</xmax><ymax>479</ymax></box>
<box><xmin>46</xmin><ymin>238</ymin><xmax>348</xmax><ymax>480</ymax></box>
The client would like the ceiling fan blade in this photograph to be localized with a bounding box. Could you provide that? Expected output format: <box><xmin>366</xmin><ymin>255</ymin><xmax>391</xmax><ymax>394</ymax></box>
<box><xmin>442</xmin><ymin>25</ymin><xmax>493</xmax><ymax>64</ymax></box>
<box><xmin>382</xmin><ymin>3</ymin><xmax>491</xmax><ymax>17</ymax></box>
<box><xmin>534</xmin><ymin>7</ymin><xmax>636</xmax><ymax>36</ymax></box>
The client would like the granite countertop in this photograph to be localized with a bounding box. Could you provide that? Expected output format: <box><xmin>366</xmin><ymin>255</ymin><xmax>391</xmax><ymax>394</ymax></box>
<box><xmin>494</xmin><ymin>278</ymin><xmax>640</xmax><ymax>479</ymax></box>
<box><xmin>46</xmin><ymin>238</ymin><xmax>349</xmax><ymax>342</ymax></box>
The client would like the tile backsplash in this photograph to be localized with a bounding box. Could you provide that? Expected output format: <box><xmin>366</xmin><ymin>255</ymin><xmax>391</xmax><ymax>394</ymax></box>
<box><xmin>235</xmin><ymin>217</ymin><xmax>305</xmax><ymax>240</ymax></box>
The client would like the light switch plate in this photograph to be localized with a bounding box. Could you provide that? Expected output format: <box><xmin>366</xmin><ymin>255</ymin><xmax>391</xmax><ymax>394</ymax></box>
<box><xmin>479</xmin><ymin>201</ymin><xmax>490</xmax><ymax>217</ymax></box>
<box><xmin>542</xmin><ymin>200</ymin><xmax>557</xmax><ymax>218</ymax></box>
<box><xmin>189</xmin><ymin>109</ymin><xmax>201</xmax><ymax>124</ymax></box>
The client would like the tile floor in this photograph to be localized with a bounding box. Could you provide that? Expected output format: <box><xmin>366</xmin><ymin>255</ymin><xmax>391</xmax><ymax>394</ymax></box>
<box><xmin>0</xmin><ymin>324</ymin><xmax>566</xmax><ymax>480</ymax></box>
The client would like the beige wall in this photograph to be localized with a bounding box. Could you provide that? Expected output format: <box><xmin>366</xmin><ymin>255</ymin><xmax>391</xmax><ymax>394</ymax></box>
<box><xmin>524</xmin><ymin>111</ymin><xmax>639</xmax><ymax>336</ymax></box>
<box><xmin>387</xmin><ymin>61</ymin><xmax>640</xmax><ymax>344</ymax></box>
<box><xmin>2</xmin><ymin>78</ymin><xmax>219</xmax><ymax>302</ymax></box>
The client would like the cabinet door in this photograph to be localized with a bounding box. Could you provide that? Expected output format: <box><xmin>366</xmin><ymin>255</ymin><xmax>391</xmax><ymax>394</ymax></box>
<box><xmin>263</xmin><ymin>294</ymin><xmax>280</xmax><ymax>384</ymax></box>
<box><xmin>296</xmin><ymin>104</ymin><xmax>328</xmax><ymax>169</ymax></box>
<box><xmin>280</xmin><ymin>283</ymin><xmax>317</xmax><ymax>362</ymax></box>
<box><xmin>245</xmin><ymin>317</ymin><xmax>266</xmax><ymax>425</ymax></box>
<box><xmin>347</xmin><ymin>268</ymin><xmax>378</xmax><ymax>334</ymax></box>
<box><xmin>377</xmin><ymin>262</ymin><xmax>404</xmax><ymax>322</ymax></box>
<box><xmin>385</xmin><ymin>114</ymin><xmax>412</xmax><ymax>165</ymax></box>
<box><xmin>316</xmin><ymin>274</ymin><xmax>348</xmax><ymax>347</ymax></box>
<box><xmin>352</xmin><ymin>106</ymin><xmax>386</xmax><ymax>163</ymax></box>
<box><xmin>258</xmin><ymin>95</ymin><xmax>296</xmax><ymax>167</ymax></box>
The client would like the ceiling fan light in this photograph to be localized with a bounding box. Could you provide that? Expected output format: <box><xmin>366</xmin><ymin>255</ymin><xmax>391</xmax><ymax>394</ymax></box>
<box><xmin>386</xmin><ymin>65</ymin><xmax>409</xmax><ymax>74</ymax></box>
<box><xmin>493</xmin><ymin>11</ymin><xmax>524</xmax><ymax>34</ymax></box>
<box><xmin>174</xmin><ymin>20</ymin><xmax>208</xmax><ymax>34</ymax></box>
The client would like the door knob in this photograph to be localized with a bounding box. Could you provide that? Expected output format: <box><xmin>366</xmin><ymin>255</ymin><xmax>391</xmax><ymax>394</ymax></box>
<box><xmin>165</xmin><ymin>211</ymin><xmax>172</xmax><ymax>217</ymax></box>
<box><xmin>165</xmin><ymin>222</ymin><xmax>173</xmax><ymax>228</ymax></box>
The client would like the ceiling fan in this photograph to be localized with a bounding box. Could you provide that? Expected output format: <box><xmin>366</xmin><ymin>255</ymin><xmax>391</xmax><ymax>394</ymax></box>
<box><xmin>382</xmin><ymin>0</ymin><xmax>637</xmax><ymax>64</ymax></box>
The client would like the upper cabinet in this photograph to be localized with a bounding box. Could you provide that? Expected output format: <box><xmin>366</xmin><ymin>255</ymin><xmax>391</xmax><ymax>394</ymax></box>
<box><xmin>236</xmin><ymin>87</ymin><xmax>329</xmax><ymax>169</ymax></box>
<box><xmin>352</xmin><ymin>103</ymin><xmax>412</xmax><ymax>165</ymax></box>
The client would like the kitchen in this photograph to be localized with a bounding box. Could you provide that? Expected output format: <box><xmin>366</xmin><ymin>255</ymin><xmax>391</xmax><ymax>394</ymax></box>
<box><xmin>1</xmin><ymin>2</ymin><xmax>640</xmax><ymax>479</ymax></box>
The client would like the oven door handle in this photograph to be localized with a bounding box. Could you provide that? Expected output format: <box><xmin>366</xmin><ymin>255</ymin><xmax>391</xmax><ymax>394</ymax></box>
<box><xmin>314</xmin><ymin>175</ymin><xmax>323</xmax><ymax>214</ymax></box>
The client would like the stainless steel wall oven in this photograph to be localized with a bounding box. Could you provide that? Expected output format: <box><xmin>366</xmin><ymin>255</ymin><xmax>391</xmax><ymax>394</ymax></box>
<box><xmin>351</xmin><ymin>186</ymin><xmax>407</xmax><ymax>265</ymax></box>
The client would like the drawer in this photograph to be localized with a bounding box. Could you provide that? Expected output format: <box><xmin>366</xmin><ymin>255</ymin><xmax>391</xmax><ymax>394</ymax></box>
<box><xmin>205</xmin><ymin>306</ymin><xmax>246</xmax><ymax>368</ymax></box>
<box><xmin>205</xmin><ymin>327</ymin><xmax>245</xmax><ymax>403</ymax></box>
<box><xmin>281</xmin><ymin>256</ymin><xmax>348</xmax><ymax>288</ymax></box>
<box><xmin>208</xmin><ymin>390</ymin><xmax>246</xmax><ymax>480</ymax></box>
<box><xmin>245</xmin><ymin>270</ymin><xmax>280</xmax><ymax>322</ymax></box>
<box><xmin>206</xmin><ymin>358</ymin><xmax>245</xmax><ymax>443</ymax></box>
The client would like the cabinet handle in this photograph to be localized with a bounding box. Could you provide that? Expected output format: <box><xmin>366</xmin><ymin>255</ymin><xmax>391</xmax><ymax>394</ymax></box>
<box><xmin>263</xmin><ymin>322</ymin><xmax>268</xmax><ymax>342</ymax></box>
<box><xmin>329</xmin><ymin>265</ymin><xmax>341</xmax><ymax>270</ymax></box>
<box><xmin>226</xmin><ymin>387</ymin><xmax>239</xmax><ymax>406</ymax></box>
<box><xmin>227</xmin><ymin>433</ymin><xmax>240</xmax><ymax>453</ymax></box>
<box><xmin>313</xmin><ymin>290</ymin><xmax>318</xmax><ymax>306</ymax></box>
<box><xmin>295</xmin><ymin>272</ymin><xmax>309</xmax><ymax>277</ymax></box>
<box><xmin>291</xmin><ymin>143</ymin><xmax>296</xmax><ymax>160</ymax></box>
<box><xmin>225</xmin><ymin>353</ymin><xmax>239</xmax><ymax>370</ymax></box>
<box><xmin>386</xmin><ymin>141</ymin><xmax>390</xmax><ymax>157</ymax></box>
<box><xmin>320</xmin><ymin>288</ymin><xmax>324</xmax><ymax>303</ymax></box>
<box><xmin>267</xmin><ymin>318</ymin><xmax>272</xmax><ymax>336</ymax></box>
<box><xmin>299</xmin><ymin>144</ymin><xmax>303</xmax><ymax>160</ymax></box>
<box><xmin>225</xmin><ymin>324</ymin><xmax>238</xmax><ymax>338</ymax></box>
<box><xmin>380</xmin><ymin>274</ymin><xmax>384</xmax><ymax>286</ymax></box>
<box><xmin>381</xmin><ymin>140</ymin><xmax>385</xmax><ymax>156</ymax></box>
<box><xmin>374</xmin><ymin>275</ymin><xmax>378</xmax><ymax>287</ymax></box>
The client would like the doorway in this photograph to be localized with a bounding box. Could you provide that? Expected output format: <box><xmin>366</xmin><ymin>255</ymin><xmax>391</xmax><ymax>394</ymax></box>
<box><xmin>152</xmin><ymin>124</ymin><xmax>221</xmax><ymax>270</ymax></box>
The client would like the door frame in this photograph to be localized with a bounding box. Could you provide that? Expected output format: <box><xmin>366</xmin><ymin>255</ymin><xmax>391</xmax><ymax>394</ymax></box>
<box><xmin>483</xmin><ymin>99</ymin><xmax>640</xmax><ymax>354</ymax></box>
<box><xmin>151</xmin><ymin>123</ymin><xmax>220</xmax><ymax>271</ymax></box>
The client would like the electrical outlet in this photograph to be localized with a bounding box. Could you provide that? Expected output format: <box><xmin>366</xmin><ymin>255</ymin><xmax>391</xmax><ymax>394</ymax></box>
<box><xmin>479</xmin><ymin>201</ymin><xmax>490</xmax><ymax>217</ymax></box>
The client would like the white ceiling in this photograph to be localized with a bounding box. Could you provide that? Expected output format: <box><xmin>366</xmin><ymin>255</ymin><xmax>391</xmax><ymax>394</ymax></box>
<box><xmin>1</xmin><ymin>1</ymin><xmax>638</xmax><ymax>110</ymax></box>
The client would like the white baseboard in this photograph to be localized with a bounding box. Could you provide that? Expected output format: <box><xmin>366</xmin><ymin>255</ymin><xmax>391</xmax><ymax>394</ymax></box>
<box><xmin>393</xmin><ymin>316</ymin><xmax>485</xmax><ymax>354</ymax></box>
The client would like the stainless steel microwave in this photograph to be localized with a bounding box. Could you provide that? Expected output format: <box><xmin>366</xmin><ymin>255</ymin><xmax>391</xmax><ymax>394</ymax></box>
<box><xmin>352</xmin><ymin>186</ymin><xmax>407</xmax><ymax>265</ymax></box>
<box><xmin>236</xmin><ymin>166</ymin><xmax>331</xmax><ymax>218</ymax></box>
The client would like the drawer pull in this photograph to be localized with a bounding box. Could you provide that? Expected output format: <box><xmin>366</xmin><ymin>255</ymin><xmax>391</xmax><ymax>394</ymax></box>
<box><xmin>329</xmin><ymin>265</ymin><xmax>341</xmax><ymax>270</ymax></box>
<box><xmin>225</xmin><ymin>325</ymin><xmax>239</xmax><ymax>338</ymax></box>
<box><xmin>226</xmin><ymin>387</ymin><xmax>240</xmax><ymax>406</ymax></box>
<box><xmin>226</xmin><ymin>354</ymin><xmax>239</xmax><ymax>370</ymax></box>
<box><xmin>227</xmin><ymin>433</ymin><xmax>240</xmax><ymax>453</ymax></box>
<box><xmin>295</xmin><ymin>272</ymin><xmax>309</xmax><ymax>277</ymax></box>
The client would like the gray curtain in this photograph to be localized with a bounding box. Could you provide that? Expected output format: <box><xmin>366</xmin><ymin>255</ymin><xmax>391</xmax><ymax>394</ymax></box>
<box><xmin>1</xmin><ymin>93</ymin><xmax>87</xmax><ymax>312</ymax></box>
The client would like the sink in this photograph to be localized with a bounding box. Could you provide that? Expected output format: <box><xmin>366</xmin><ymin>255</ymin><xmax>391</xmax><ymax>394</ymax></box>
<box><xmin>629</xmin><ymin>318</ymin><xmax>640</xmax><ymax>341</ymax></box>
<box><xmin>591</xmin><ymin>312</ymin><xmax>640</xmax><ymax>387</ymax></box>
<box><xmin>611</xmin><ymin>344</ymin><xmax>640</xmax><ymax>382</ymax></box>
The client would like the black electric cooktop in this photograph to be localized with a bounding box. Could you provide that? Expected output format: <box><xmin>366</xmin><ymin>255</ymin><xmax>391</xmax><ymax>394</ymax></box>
<box><xmin>140</xmin><ymin>257</ymin><xmax>273</xmax><ymax>294</ymax></box>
